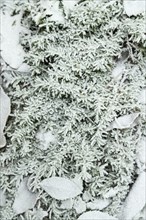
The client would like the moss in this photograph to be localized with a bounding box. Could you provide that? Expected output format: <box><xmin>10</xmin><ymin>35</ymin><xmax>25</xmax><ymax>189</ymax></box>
<box><xmin>0</xmin><ymin>0</ymin><xmax>145</xmax><ymax>219</ymax></box>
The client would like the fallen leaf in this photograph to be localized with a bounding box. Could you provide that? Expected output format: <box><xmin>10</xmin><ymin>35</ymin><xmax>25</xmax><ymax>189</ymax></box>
<box><xmin>82</xmin><ymin>191</ymin><xmax>92</xmax><ymax>202</ymax></box>
<box><xmin>0</xmin><ymin>189</ymin><xmax>6</xmax><ymax>207</ymax></box>
<box><xmin>87</xmin><ymin>198</ymin><xmax>110</xmax><ymax>210</ymax></box>
<box><xmin>0</xmin><ymin>86</ymin><xmax>11</xmax><ymax>148</ymax></box>
<box><xmin>133</xmin><ymin>205</ymin><xmax>146</xmax><ymax>220</ymax></box>
<box><xmin>74</xmin><ymin>197</ymin><xmax>86</xmax><ymax>214</ymax></box>
<box><xmin>123</xmin><ymin>0</ymin><xmax>145</xmax><ymax>16</ymax></box>
<box><xmin>77</xmin><ymin>211</ymin><xmax>118</xmax><ymax>220</ymax></box>
<box><xmin>62</xmin><ymin>0</ymin><xmax>78</xmax><ymax>17</ymax></box>
<box><xmin>40</xmin><ymin>177</ymin><xmax>82</xmax><ymax>200</ymax></box>
<box><xmin>72</xmin><ymin>174</ymin><xmax>83</xmax><ymax>191</ymax></box>
<box><xmin>103</xmin><ymin>188</ymin><xmax>119</xmax><ymax>199</ymax></box>
<box><xmin>13</xmin><ymin>178</ymin><xmax>38</xmax><ymax>214</ymax></box>
<box><xmin>1</xmin><ymin>10</ymin><xmax>25</xmax><ymax>69</ymax></box>
<box><xmin>33</xmin><ymin>208</ymin><xmax>48</xmax><ymax>220</ymax></box>
<box><xmin>60</xmin><ymin>199</ymin><xmax>74</xmax><ymax>210</ymax></box>
<box><xmin>107</xmin><ymin>113</ymin><xmax>139</xmax><ymax>130</ymax></box>
<box><xmin>112</xmin><ymin>61</ymin><xmax>125</xmax><ymax>81</ymax></box>
<box><xmin>139</xmin><ymin>88</ymin><xmax>146</xmax><ymax>105</ymax></box>
<box><xmin>120</xmin><ymin>171</ymin><xmax>146</xmax><ymax>220</ymax></box>
<box><xmin>137</xmin><ymin>137</ymin><xmax>146</xmax><ymax>164</ymax></box>
<box><xmin>40</xmin><ymin>0</ymin><xmax>64</xmax><ymax>23</ymax></box>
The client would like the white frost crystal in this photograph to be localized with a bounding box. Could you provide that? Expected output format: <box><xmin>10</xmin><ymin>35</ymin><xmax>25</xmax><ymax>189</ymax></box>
<box><xmin>12</xmin><ymin>178</ymin><xmax>38</xmax><ymax>214</ymax></box>
<box><xmin>0</xmin><ymin>86</ymin><xmax>11</xmax><ymax>148</ymax></box>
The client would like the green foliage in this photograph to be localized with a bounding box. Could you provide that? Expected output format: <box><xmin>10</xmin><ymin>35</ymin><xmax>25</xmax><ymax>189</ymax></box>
<box><xmin>0</xmin><ymin>0</ymin><xmax>146</xmax><ymax>219</ymax></box>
